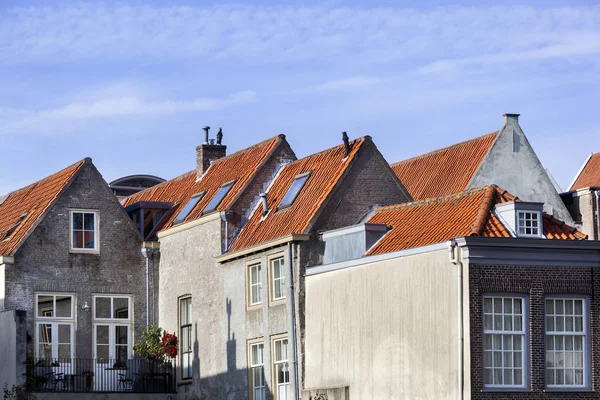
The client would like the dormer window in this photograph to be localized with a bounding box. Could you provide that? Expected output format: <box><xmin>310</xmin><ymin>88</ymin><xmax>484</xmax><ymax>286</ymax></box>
<box><xmin>279</xmin><ymin>172</ymin><xmax>311</xmax><ymax>209</ymax></box>
<box><xmin>495</xmin><ymin>201</ymin><xmax>544</xmax><ymax>239</ymax></box>
<box><xmin>203</xmin><ymin>180</ymin><xmax>236</xmax><ymax>215</ymax></box>
<box><xmin>517</xmin><ymin>211</ymin><xmax>540</xmax><ymax>237</ymax></box>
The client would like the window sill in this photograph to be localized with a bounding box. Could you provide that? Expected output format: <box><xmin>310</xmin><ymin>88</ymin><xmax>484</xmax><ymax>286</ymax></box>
<box><xmin>269</xmin><ymin>299</ymin><xmax>287</xmax><ymax>307</ymax></box>
<box><xmin>544</xmin><ymin>388</ymin><xmax>593</xmax><ymax>393</ymax></box>
<box><xmin>482</xmin><ymin>387</ymin><xmax>530</xmax><ymax>392</ymax></box>
<box><xmin>246</xmin><ymin>304</ymin><xmax>262</xmax><ymax>312</ymax></box>
<box><xmin>69</xmin><ymin>249</ymin><xmax>100</xmax><ymax>255</ymax></box>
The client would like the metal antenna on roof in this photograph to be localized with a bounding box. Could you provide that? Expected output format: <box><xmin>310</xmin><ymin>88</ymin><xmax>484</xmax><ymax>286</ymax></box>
<box><xmin>342</xmin><ymin>131</ymin><xmax>350</xmax><ymax>157</ymax></box>
<box><xmin>216</xmin><ymin>128</ymin><xmax>223</xmax><ymax>145</ymax></box>
<box><xmin>203</xmin><ymin>126</ymin><xmax>210</xmax><ymax>144</ymax></box>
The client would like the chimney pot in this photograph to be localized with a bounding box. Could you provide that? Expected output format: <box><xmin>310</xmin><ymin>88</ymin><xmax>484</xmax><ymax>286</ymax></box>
<box><xmin>203</xmin><ymin>126</ymin><xmax>210</xmax><ymax>144</ymax></box>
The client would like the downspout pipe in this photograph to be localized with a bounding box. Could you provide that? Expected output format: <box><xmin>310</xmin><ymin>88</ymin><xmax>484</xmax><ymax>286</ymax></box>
<box><xmin>595</xmin><ymin>190</ymin><xmax>600</xmax><ymax>240</ymax></box>
<box><xmin>141</xmin><ymin>247</ymin><xmax>155</xmax><ymax>327</ymax></box>
<box><xmin>448</xmin><ymin>239</ymin><xmax>464</xmax><ymax>400</ymax></box>
<box><xmin>287</xmin><ymin>242</ymin><xmax>300</xmax><ymax>400</ymax></box>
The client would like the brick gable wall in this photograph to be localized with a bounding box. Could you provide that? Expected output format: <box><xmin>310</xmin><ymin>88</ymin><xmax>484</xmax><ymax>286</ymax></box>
<box><xmin>469</xmin><ymin>264</ymin><xmax>600</xmax><ymax>399</ymax></box>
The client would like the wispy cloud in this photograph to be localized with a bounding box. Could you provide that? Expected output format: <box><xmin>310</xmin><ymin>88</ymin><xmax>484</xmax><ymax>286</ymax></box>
<box><xmin>1</xmin><ymin>4</ymin><xmax>599</xmax><ymax>67</ymax></box>
<box><xmin>0</xmin><ymin>90</ymin><xmax>255</xmax><ymax>135</ymax></box>
<box><xmin>298</xmin><ymin>76</ymin><xmax>383</xmax><ymax>94</ymax></box>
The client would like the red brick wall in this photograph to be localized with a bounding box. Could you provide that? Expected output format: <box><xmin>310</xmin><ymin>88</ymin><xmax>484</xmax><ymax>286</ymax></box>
<box><xmin>469</xmin><ymin>264</ymin><xmax>600</xmax><ymax>399</ymax></box>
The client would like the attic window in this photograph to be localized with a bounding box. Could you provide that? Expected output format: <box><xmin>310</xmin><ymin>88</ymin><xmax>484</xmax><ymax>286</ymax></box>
<box><xmin>517</xmin><ymin>211</ymin><xmax>541</xmax><ymax>237</ymax></box>
<box><xmin>2</xmin><ymin>211</ymin><xmax>29</xmax><ymax>239</ymax></box>
<box><xmin>203</xmin><ymin>180</ymin><xmax>236</xmax><ymax>215</ymax></box>
<box><xmin>279</xmin><ymin>172</ymin><xmax>311</xmax><ymax>209</ymax></box>
<box><xmin>174</xmin><ymin>192</ymin><xmax>206</xmax><ymax>224</ymax></box>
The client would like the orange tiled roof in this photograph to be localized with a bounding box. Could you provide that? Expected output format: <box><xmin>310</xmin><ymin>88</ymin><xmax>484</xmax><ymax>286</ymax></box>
<box><xmin>122</xmin><ymin>135</ymin><xmax>285</xmax><ymax>233</ymax></box>
<box><xmin>570</xmin><ymin>152</ymin><xmax>600</xmax><ymax>190</ymax></box>
<box><xmin>390</xmin><ymin>132</ymin><xmax>498</xmax><ymax>200</ymax></box>
<box><xmin>366</xmin><ymin>185</ymin><xmax>586</xmax><ymax>256</ymax></box>
<box><xmin>0</xmin><ymin>159</ymin><xmax>86</xmax><ymax>256</ymax></box>
<box><xmin>228</xmin><ymin>137</ymin><xmax>367</xmax><ymax>252</ymax></box>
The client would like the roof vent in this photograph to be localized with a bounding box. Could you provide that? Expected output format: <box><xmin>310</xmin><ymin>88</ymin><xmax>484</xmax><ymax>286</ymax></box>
<box><xmin>342</xmin><ymin>131</ymin><xmax>350</xmax><ymax>157</ymax></box>
<box><xmin>1</xmin><ymin>211</ymin><xmax>29</xmax><ymax>240</ymax></box>
<box><xmin>260</xmin><ymin>192</ymin><xmax>268</xmax><ymax>217</ymax></box>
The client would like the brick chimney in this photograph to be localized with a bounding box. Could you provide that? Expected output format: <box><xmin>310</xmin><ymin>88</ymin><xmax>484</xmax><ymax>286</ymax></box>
<box><xmin>196</xmin><ymin>126</ymin><xmax>227</xmax><ymax>179</ymax></box>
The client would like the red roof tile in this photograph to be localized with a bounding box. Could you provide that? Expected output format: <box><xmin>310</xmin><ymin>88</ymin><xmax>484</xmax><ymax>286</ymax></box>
<box><xmin>228</xmin><ymin>137</ymin><xmax>367</xmax><ymax>252</ymax></box>
<box><xmin>366</xmin><ymin>185</ymin><xmax>586</xmax><ymax>256</ymax></box>
<box><xmin>0</xmin><ymin>159</ymin><xmax>86</xmax><ymax>256</ymax></box>
<box><xmin>570</xmin><ymin>152</ymin><xmax>600</xmax><ymax>190</ymax></box>
<box><xmin>122</xmin><ymin>135</ymin><xmax>285</xmax><ymax>233</ymax></box>
<box><xmin>390</xmin><ymin>132</ymin><xmax>498</xmax><ymax>200</ymax></box>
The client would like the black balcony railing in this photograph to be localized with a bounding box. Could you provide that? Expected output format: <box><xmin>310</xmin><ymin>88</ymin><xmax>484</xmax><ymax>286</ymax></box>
<box><xmin>28</xmin><ymin>358</ymin><xmax>176</xmax><ymax>393</ymax></box>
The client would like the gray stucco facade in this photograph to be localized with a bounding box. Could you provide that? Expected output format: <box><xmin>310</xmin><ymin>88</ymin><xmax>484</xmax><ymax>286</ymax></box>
<box><xmin>468</xmin><ymin>114</ymin><xmax>573</xmax><ymax>224</ymax></box>
<box><xmin>2</xmin><ymin>160</ymin><xmax>147</xmax><ymax>385</ymax></box>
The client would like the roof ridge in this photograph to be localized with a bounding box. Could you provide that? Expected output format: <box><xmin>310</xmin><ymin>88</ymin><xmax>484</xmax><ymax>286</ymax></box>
<box><xmin>0</xmin><ymin>158</ymin><xmax>87</xmax><ymax>198</ymax></box>
<box><xmin>289</xmin><ymin>136</ymin><xmax>367</xmax><ymax>164</ymax></box>
<box><xmin>374</xmin><ymin>185</ymin><xmax>497</xmax><ymax>213</ymax></box>
<box><xmin>390</xmin><ymin>131</ymin><xmax>498</xmax><ymax>167</ymax></box>
<box><xmin>211</xmin><ymin>134</ymin><xmax>284</xmax><ymax>165</ymax></box>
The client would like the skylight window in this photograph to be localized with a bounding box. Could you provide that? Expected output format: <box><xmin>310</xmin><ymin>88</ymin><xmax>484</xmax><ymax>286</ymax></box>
<box><xmin>2</xmin><ymin>211</ymin><xmax>29</xmax><ymax>239</ymax></box>
<box><xmin>203</xmin><ymin>180</ymin><xmax>236</xmax><ymax>215</ymax></box>
<box><xmin>279</xmin><ymin>172</ymin><xmax>311</xmax><ymax>209</ymax></box>
<box><xmin>173</xmin><ymin>192</ymin><xmax>205</xmax><ymax>224</ymax></box>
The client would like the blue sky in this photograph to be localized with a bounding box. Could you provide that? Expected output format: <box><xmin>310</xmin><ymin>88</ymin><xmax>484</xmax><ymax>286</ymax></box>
<box><xmin>1</xmin><ymin>1</ymin><xmax>599</xmax><ymax>195</ymax></box>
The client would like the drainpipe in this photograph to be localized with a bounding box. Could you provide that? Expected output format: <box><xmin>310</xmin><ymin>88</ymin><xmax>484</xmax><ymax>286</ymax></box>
<box><xmin>595</xmin><ymin>190</ymin><xmax>600</xmax><ymax>240</ymax></box>
<box><xmin>287</xmin><ymin>242</ymin><xmax>300</xmax><ymax>400</ymax></box>
<box><xmin>448</xmin><ymin>239</ymin><xmax>464</xmax><ymax>400</ymax></box>
<box><xmin>141</xmin><ymin>247</ymin><xmax>154</xmax><ymax>327</ymax></box>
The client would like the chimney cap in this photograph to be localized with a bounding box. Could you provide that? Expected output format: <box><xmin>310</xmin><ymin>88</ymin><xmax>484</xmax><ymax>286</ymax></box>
<box><xmin>503</xmin><ymin>113</ymin><xmax>520</xmax><ymax>121</ymax></box>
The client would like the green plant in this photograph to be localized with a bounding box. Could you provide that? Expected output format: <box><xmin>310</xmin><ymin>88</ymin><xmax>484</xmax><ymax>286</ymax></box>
<box><xmin>133</xmin><ymin>325</ymin><xmax>168</xmax><ymax>363</ymax></box>
<box><xmin>2</xmin><ymin>383</ymin><xmax>36</xmax><ymax>400</ymax></box>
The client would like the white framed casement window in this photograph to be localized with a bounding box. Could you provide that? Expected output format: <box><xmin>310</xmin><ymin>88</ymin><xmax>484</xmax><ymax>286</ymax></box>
<box><xmin>179</xmin><ymin>296</ymin><xmax>192</xmax><ymax>380</ymax></box>
<box><xmin>545</xmin><ymin>296</ymin><xmax>589</xmax><ymax>389</ymax></box>
<box><xmin>516</xmin><ymin>210</ymin><xmax>541</xmax><ymax>237</ymax></box>
<box><xmin>482</xmin><ymin>295</ymin><xmax>528</xmax><ymax>389</ymax></box>
<box><xmin>269</xmin><ymin>255</ymin><xmax>286</xmax><ymax>304</ymax></box>
<box><xmin>271</xmin><ymin>335</ymin><xmax>290</xmax><ymax>400</ymax></box>
<box><xmin>69</xmin><ymin>210</ymin><xmax>99</xmax><ymax>252</ymax></box>
<box><xmin>248</xmin><ymin>338</ymin><xmax>266</xmax><ymax>400</ymax></box>
<box><xmin>35</xmin><ymin>293</ymin><xmax>75</xmax><ymax>362</ymax></box>
<box><xmin>93</xmin><ymin>295</ymin><xmax>132</xmax><ymax>363</ymax></box>
<box><xmin>247</xmin><ymin>261</ymin><xmax>262</xmax><ymax>308</ymax></box>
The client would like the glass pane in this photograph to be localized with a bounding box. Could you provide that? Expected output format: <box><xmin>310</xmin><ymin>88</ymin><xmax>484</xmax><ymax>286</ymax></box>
<box><xmin>556</xmin><ymin>369</ymin><xmax>564</xmax><ymax>385</ymax></box>
<box><xmin>116</xmin><ymin>345</ymin><xmax>128</xmax><ymax>361</ymax></box>
<box><xmin>575</xmin><ymin>317</ymin><xmax>583</xmax><ymax>332</ymax></box>
<box><xmin>556</xmin><ymin>316</ymin><xmax>564</xmax><ymax>332</ymax></box>
<box><xmin>575</xmin><ymin>369</ymin><xmax>584</xmax><ymax>385</ymax></box>
<box><xmin>73</xmin><ymin>231</ymin><xmax>84</xmax><ymax>248</ymax></box>
<box><xmin>280</xmin><ymin>174</ymin><xmax>310</xmax><ymax>208</ymax></box>
<box><xmin>514</xmin><ymin>369</ymin><xmax>522</xmax><ymax>385</ymax></box>
<box><xmin>114</xmin><ymin>298</ymin><xmax>129</xmax><ymax>319</ymax></box>
<box><xmin>116</xmin><ymin>326</ymin><xmax>129</xmax><ymax>345</ymax></box>
<box><xmin>503</xmin><ymin>352</ymin><xmax>513</xmax><ymax>367</ymax></box>
<box><xmin>181</xmin><ymin>298</ymin><xmax>191</xmax><ymax>325</ymax></box>
<box><xmin>83</xmin><ymin>231</ymin><xmax>95</xmax><ymax>249</ymax></box>
<box><xmin>483</xmin><ymin>368</ymin><xmax>492</xmax><ymax>384</ymax></box>
<box><xmin>84</xmin><ymin>213</ymin><xmax>95</xmax><ymax>230</ymax></box>
<box><xmin>484</xmin><ymin>335</ymin><xmax>492</xmax><ymax>350</ymax></box>
<box><xmin>493</xmin><ymin>335</ymin><xmax>501</xmax><ymax>350</ymax></box>
<box><xmin>174</xmin><ymin>193</ymin><xmax>204</xmax><ymax>223</ymax></box>
<box><xmin>546</xmin><ymin>368</ymin><xmax>554</xmax><ymax>385</ymax></box>
<box><xmin>39</xmin><ymin>344</ymin><xmax>52</xmax><ymax>359</ymax></box>
<box><xmin>39</xmin><ymin>324</ymin><xmax>52</xmax><ymax>344</ymax></box>
<box><xmin>514</xmin><ymin>316</ymin><xmax>522</xmax><ymax>331</ymax></box>
<box><xmin>55</xmin><ymin>296</ymin><xmax>72</xmax><ymax>318</ymax></box>
<box><xmin>484</xmin><ymin>315</ymin><xmax>493</xmax><ymax>330</ymax></box>
<box><xmin>575</xmin><ymin>300</ymin><xmax>583</xmax><ymax>316</ymax></box>
<box><xmin>565</xmin><ymin>300</ymin><xmax>573</xmax><ymax>315</ymax></box>
<box><xmin>514</xmin><ymin>351</ymin><xmax>522</xmax><ymax>367</ymax></box>
<box><xmin>566</xmin><ymin>317</ymin><xmax>574</xmax><ymax>332</ymax></box>
<box><xmin>556</xmin><ymin>300</ymin><xmax>564</xmax><ymax>314</ymax></box>
<box><xmin>494</xmin><ymin>315</ymin><xmax>502</xmax><ymax>330</ymax></box>
<box><xmin>504</xmin><ymin>315</ymin><xmax>513</xmax><ymax>331</ymax></box>
<box><xmin>73</xmin><ymin>213</ymin><xmax>83</xmax><ymax>230</ymax></box>
<box><xmin>546</xmin><ymin>351</ymin><xmax>554</xmax><ymax>367</ymax></box>
<box><xmin>574</xmin><ymin>336</ymin><xmax>583</xmax><ymax>350</ymax></box>
<box><xmin>182</xmin><ymin>326</ymin><xmax>191</xmax><ymax>352</ymax></box>
<box><xmin>37</xmin><ymin>296</ymin><xmax>54</xmax><ymax>317</ymax></box>
<box><xmin>97</xmin><ymin>344</ymin><xmax>109</xmax><ymax>360</ymax></box>
<box><xmin>503</xmin><ymin>370</ymin><xmax>512</xmax><ymax>385</ymax></box>
<box><xmin>574</xmin><ymin>352</ymin><xmax>583</xmax><ymax>368</ymax></box>
<box><xmin>483</xmin><ymin>351</ymin><xmax>492</xmax><ymax>367</ymax></box>
<box><xmin>494</xmin><ymin>298</ymin><xmax>502</xmax><ymax>313</ymax></box>
<box><xmin>96</xmin><ymin>325</ymin><xmax>109</xmax><ymax>344</ymax></box>
<box><xmin>58</xmin><ymin>324</ymin><xmax>70</xmax><ymax>343</ymax></box>
<box><xmin>514</xmin><ymin>298</ymin><xmax>522</xmax><ymax>313</ymax></box>
<box><xmin>484</xmin><ymin>298</ymin><xmax>492</xmax><ymax>313</ymax></box>
<box><xmin>504</xmin><ymin>298</ymin><xmax>512</xmax><ymax>313</ymax></box>
<box><xmin>204</xmin><ymin>182</ymin><xmax>235</xmax><ymax>214</ymax></box>
<box><xmin>58</xmin><ymin>344</ymin><xmax>71</xmax><ymax>359</ymax></box>
<box><xmin>556</xmin><ymin>336</ymin><xmax>564</xmax><ymax>350</ymax></box>
<box><xmin>546</xmin><ymin>299</ymin><xmax>554</xmax><ymax>314</ymax></box>
<box><xmin>95</xmin><ymin>297</ymin><xmax>111</xmax><ymax>318</ymax></box>
<box><xmin>546</xmin><ymin>316</ymin><xmax>554</xmax><ymax>331</ymax></box>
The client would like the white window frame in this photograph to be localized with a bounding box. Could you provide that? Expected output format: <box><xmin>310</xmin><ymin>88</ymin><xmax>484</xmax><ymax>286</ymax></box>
<box><xmin>92</xmin><ymin>295</ymin><xmax>133</xmax><ymax>361</ymax></box>
<box><xmin>272</xmin><ymin>335</ymin><xmax>290</xmax><ymax>400</ymax></box>
<box><xmin>247</xmin><ymin>261</ymin><xmax>262</xmax><ymax>308</ymax></box>
<box><xmin>269</xmin><ymin>254</ymin><xmax>286</xmax><ymax>304</ymax></box>
<box><xmin>545</xmin><ymin>296</ymin><xmax>590</xmax><ymax>390</ymax></box>
<box><xmin>179</xmin><ymin>296</ymin><xmax>193</xmax><ymax>380</ymax></box>
<box><xmin>482</xmin><ymin>294</ymin><xmax>528</xmax><ymax>390</ymax></box>
<box><xmin>34</xmin><ymin>293</ymin><xmax>76</xmax><ymax>361</ymax></box>
<box><xmin>69</xmin><ymin>209</ymin><xmax>99</xmax><ymax>253</ymax></box>
<box><xmin>516</xmin><ymin>210</ymin><xmax>542</xmax><ymax>238</ymax></box>
<box><xmin>248</xmin><ymin>338</ymin><xmax>266</xmax><ymax>400</ymax></box>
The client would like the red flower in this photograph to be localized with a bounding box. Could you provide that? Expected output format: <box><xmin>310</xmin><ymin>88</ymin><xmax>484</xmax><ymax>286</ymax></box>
<box><xmin>161</xmin><ymin>332</ymin><xmax>178</xmax><ymax>359</ymax></box>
